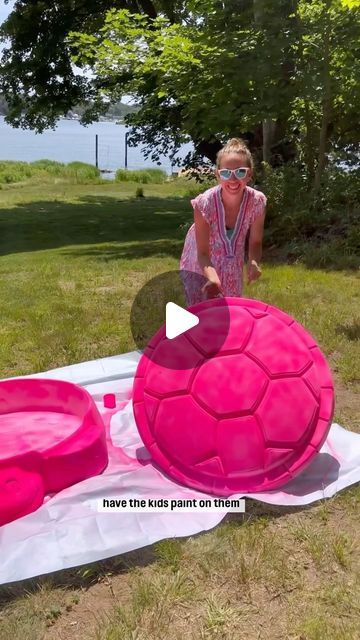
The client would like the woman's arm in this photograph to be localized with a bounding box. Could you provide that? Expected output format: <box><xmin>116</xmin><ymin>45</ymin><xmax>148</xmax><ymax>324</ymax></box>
<box><xmin>248</xmin><ymin>209</ymin><xmax>266</xmax><ymax>282</ymax></box>
<box><xmin>194</xmin><ymin>206</ymin><xmax>222</xmax><ymax>295</ymax></box>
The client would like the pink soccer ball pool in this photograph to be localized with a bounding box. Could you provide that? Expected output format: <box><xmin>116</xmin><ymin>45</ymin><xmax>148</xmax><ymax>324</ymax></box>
<box><xmin>132</xmin><ymin>297</ymin><xmax>335</xmax><ymax>495</ymax></box>
<box><xmin>0</xmin><ymin>378</ymin><xmax>108</xmax><ymax>526</ymax></box>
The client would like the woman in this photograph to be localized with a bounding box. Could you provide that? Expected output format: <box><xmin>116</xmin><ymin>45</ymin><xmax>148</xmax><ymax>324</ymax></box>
<box><xmin>180</xmin><ymin>138</ymin><xmax>266</xmax><ymax>305</ymax></box>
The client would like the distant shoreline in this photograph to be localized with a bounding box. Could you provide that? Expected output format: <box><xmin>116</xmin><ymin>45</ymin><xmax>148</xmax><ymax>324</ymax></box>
<box><xmin>59</xmin><ymin>116</ymin><xmax>125</xmax><ymax>124</ymax></box>
<box><xmin>0</xmin><ymin>116</ymin><xmax>193</xmax><ymax>173</ymax></box>
<box><xmin>0</xmin><ymin>114</ymin><xmax>125</xmax><ymax>125</ymax></box>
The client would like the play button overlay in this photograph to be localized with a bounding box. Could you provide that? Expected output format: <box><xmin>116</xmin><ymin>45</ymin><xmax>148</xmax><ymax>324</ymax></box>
<box><xmin>130</xmin><ymin>270</ymin><xmax>230</xmax><ymax>370</ymax></box>
<box><xmin>166</xmin><ymin>302</ymin><xmax>199</xmax><ymax>339</ymax></box>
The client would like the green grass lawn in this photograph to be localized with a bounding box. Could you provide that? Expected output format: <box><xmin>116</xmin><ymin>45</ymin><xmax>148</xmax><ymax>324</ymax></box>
<box><xmin>0</xmin><ymin>179</ymin><xmax>359</xmax><ymax>640</ymax></box>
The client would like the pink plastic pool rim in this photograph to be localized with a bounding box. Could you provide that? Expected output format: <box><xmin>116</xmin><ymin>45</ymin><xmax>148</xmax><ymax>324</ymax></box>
<box><xmin>0</xmin><ymin>378</ymin><xmax>108</xmax><ymax>526</ymax></box>
<box><xmin>132</xmin><ymin>297</ymin><xmax>335</xmax><ymax>495</ymax></box>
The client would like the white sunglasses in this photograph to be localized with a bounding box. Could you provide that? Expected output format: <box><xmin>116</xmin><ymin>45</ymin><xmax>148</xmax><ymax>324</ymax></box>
<box><xmin>218</xmin><ymin>167</ymin><xmax>250</xmax><ymax>180</ymax></box>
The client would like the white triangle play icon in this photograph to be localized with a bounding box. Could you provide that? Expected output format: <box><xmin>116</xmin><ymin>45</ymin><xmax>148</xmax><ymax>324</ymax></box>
<box><xmin>166</xmin><ymin>302</ymin><xmax>199</xmax><ymax>340</ymax></box>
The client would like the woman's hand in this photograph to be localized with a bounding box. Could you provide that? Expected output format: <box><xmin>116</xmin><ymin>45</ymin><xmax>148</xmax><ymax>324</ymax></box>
<box><xmin>247</xmin><ymin>259</ymin><xmax>262</xmax><ymax>284</ymax></box>
<box><xmin>202</xmin><ymin>275</ymin><xmax>223</xmax><ymax>299</ymax></box>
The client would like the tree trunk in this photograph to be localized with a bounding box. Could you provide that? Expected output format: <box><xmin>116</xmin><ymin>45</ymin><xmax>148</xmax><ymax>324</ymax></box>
<box><xmin>195</xmin><ymin>139</ymin><xmax>223</xmax><ymax>165</ymax></box>
<box><xmin>137</xmin><ymin>0</ymin><xmax>157</xmax><ymax>19</ymax></box>
<box><xmin>294</xmin><ymin>5</ymin><xmax>316</xmax><ymax>186</ymax></box>
<box><xmin>313</xmin><ymin>3</ymin><xmax>332</xmax><ymax>193</ymax></box>
<box><xmin>253</xmin><ymin>0</ymin><xmax>263</xmax><ymax>24</ymax></box>
<box><xmin>253</xmin><ymin>0</ymin><xmax>277</xmax><ymax>163</ymax></box>
<box><xmin>262</xmin><ymin>119</ymin><xmax>277</xmax><ymax>163</ymax></box>
<box><xmin>304</xmin><ymin>100</ymin><xmax>315</xmax><ymax>185</ymax></box>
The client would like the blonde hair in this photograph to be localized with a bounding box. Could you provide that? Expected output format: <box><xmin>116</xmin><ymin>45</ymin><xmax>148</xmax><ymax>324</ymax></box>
<box><xmin>216</xmin><ymin>137</ymin><xmax>253</xmax><ymax>170</ymax></box>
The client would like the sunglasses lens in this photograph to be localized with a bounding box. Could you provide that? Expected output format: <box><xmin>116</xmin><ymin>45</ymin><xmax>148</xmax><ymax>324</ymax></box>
<box><xmin>219</xmin><ymin>169</ymin><xmax>231</xmax><ymax>180</ymax></box>
<box><xmin>235</xmin><ymin>168</ymin><xmax>247</xmax><ymax>179</ymax></box>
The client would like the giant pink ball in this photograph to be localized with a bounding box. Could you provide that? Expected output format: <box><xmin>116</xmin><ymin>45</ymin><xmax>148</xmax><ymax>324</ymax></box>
<box><xmin>133</xmin><ymin>297</ymin><xmax>334</xmax><ymax>494</ymax></box>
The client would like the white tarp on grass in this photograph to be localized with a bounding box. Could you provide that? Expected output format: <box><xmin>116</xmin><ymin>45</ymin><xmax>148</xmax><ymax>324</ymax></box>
<box><xmin>0</xmin><ymin>351</ymin><xmax>359</xmax><ymax>586</ymax></box>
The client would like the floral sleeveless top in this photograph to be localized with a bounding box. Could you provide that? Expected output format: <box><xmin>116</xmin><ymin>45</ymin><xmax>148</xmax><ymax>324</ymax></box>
<box><xmin>179</xmin><ymin>184</ymin><xmax>266</xmax><ymax>305</ymax></box>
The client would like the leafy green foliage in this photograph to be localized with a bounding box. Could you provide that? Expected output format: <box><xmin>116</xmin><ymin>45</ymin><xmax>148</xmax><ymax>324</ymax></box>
<box><xmin>70</xmin><ymin>3</ymin><xmax>297</xmax><ymax>165</ymax></box>
<box><xmin>69</xmin><ymin>0</ymin><xmax>359</xmax><ymax>182</ymax></box>
<box><xmin>290</xmin><ymin>0</ymin><xmax>360</xmax><ymax>184</ymax></box>
<box><xmin>115</xmin><ymin>168</ymin><xmax>167</xmax><ymax>183</ymax></box>
<box><xmin>0</xmin><ymin>160</ymin><xmax>101</xmax><ymax>185</ymax></box>
<box><xmin>260</xmin><ymin>163</ymin><xmax>360</xmax><ymax>265</ymax></box>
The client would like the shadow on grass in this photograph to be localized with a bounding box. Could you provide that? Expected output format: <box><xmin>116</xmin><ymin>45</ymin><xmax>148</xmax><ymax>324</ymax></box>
<box><xmin>263</xmin><ymin>244</ymin><xmax>360</xmax><ymax>272</ymax></box>
<box><xmin>63</xmin><ymin>240</ymin><xmax>183</xmax><ymax>261</ymax></box>
<box><xmin>0</xmin><ymin>194</ymin><xmax>359</xmax><ymax>271</ymax></box>
<box><xmin>0</xmin><ymin>196</ymin><xmax>190</xmax><ymax>259</ymax></box>
<box><xmin>0</xmin><ymin>501</ymin><xmax>317</xmax><ymax>610</ymax></box>
<box><xmin>0</xmin><ymin>451</ymin><xmax>342</xmax><ymax>606</ymax></box>
<box><xmin>0</xmin><ymin>546</ymin><xmax>159</xmax><ymax>610</ymax></box>
<box><xmin>335</xmin><ymin>322</ymin><xmax>360</xmax><ymax>342</ymax></box>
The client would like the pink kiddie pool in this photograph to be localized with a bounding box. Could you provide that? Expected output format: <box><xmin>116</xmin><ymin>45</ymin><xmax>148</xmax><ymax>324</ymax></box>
<box><xmin>0</xmin><ymin>378</ymin><xmax>108</xmax><ymax>526</ymax></box>
<box><xmin>133</xmin><ymin>297</ymin><xmax>335</xmax><ymax>495</ymax></box>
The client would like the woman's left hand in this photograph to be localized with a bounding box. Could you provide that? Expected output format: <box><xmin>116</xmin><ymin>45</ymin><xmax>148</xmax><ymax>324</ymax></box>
<box><xmin>247</xmin><ymin>260</ymin><xmax>262</xmax><ymax>284</ymax></box>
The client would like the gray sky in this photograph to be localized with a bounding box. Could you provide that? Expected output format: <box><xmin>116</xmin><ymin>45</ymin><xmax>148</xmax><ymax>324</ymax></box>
<box><xmin>0</xmin><ymin>1</ymin><xmax>14</xmax><ymax>51</ymax></box>
<box><xmin>0</xmin><ymin>1</ymin><xmax>13</xmax><ymax>27</ymax></box>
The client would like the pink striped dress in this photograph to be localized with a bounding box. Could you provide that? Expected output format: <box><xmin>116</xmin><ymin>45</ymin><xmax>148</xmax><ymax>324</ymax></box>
<box><xmin>179</xmin><ymin>184</ymin><xmax>267</xmax><ymax>305</ymax></box>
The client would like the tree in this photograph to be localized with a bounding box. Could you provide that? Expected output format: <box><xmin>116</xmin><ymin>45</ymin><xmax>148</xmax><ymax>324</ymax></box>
<box><xmin>291</xmin><ymin>0</ymin><xmax>360</xmax><ymax>187</ymax></box>
<box><xmin>0</xmin><ymin>0</ymin><xmax>179</xmax><ymax>131</ymax></box>
<box><xmin>1</xmin><ymin>0</ymin><xmax>359</xmax><ymax>186</ymax></box>
<box><xmin>69</xmin><ymin>1</ymin><xmax>299</xmax><ymax>167</ymax></box>
<box><xmin>0</xmin><ymin>0</ymin><xmax>299</xmax><ymax>165</ymax></box>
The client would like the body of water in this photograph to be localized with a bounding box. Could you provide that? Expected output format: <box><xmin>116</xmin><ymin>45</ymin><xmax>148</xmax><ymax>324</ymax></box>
<box><xmin>0</xmin><ymin>116</ymin><xmax>193</xmax><ymax>175</ymax></box>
